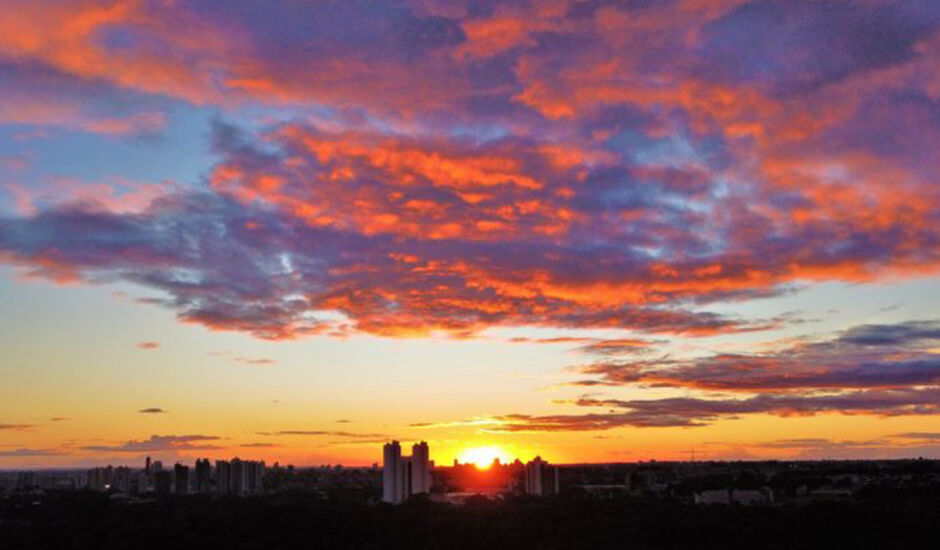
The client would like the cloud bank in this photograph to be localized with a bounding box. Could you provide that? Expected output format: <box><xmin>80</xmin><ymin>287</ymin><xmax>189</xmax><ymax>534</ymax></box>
<box><xmin>489</xmin><ymin>320</ymin><xmax>940</xmax><ymax>430</ymax></box>
<box><xmin>0</xmin><ymin>1</ymin><xmax>938</xmax><ymax>340</ymax></box>
<box><xmin>1</xmin><ymin>1</ymin><xmax>940</xmax><ymax>439</ymax></box>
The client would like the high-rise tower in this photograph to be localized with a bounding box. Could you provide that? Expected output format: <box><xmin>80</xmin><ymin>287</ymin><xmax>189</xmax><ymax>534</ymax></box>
<box><xmin>383</xmin><ymin>441</ymin><xmax>433</xmax><ymax>504</ymax></box>
<box><xmin>524</xmin><ymin>456</ymin><xmax>559</xmax><ymax>496</ymax></box>
<box><xmin>410</xmin><ymin>441</ymin><xmax>431</xmax><ymax>495</ymax></box>
<box><xmin>382</xmin><ymin>441</ymin><xmax>403</xmax><ymax>503</ymax></box>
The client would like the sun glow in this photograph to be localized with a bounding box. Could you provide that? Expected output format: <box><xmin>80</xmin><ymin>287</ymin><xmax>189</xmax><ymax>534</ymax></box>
<box><xmin>457</xmin><ymin>445</ymin><xmax>512</xmax><ymax>469</ymax></box>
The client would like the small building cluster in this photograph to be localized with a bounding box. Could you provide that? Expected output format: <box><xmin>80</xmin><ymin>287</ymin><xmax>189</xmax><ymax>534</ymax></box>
<box><xmin>85</xmin><ymin>465</ymin><xmax>135</xmax><ymax>492</ymax></box>
<box><xmin>694</xmin><ymin>488</ymin><xmax>775</xmax><ymax>506</ymax></box>
<box><xmin>85</xmin><ymin>456</ymin><xmax>265</xmax><ymax>495</ymax></box>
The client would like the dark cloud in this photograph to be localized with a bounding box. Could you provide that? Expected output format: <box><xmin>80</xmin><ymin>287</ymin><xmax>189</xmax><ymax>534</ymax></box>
<box><xmin>839</xmin><ymin>321</ymin><xmax>940</xmax><ymax>346</ymax></box>
<box><xmin>575</xmin><ymin>338</ymin><xmax>663</xmax><ymax>356</ymax></box>
<box><xmin>484</xmin><ymin>386</ymin><xmax>940</xmax><ymax>431</ymax></box>
<box><xmin>233</xmin><ymin>357</ymin><xmax>277</xmax><ymax>366</ymax></box>
<box><xmin>0</xmin><ymin>448</ymin><xmax>66</xmax><ymax>457</ymax></box>
<box><xmin>326</xmin><ymin>438</ymin><xmax>391</xmax><ymax>446</ymax></box>
<box><xmin>750</xmin><ymin>438</ymin><xmax>889</xmax><ymax>450</ymax></box>
<box><xmin>573</xmin><ymin>320</ymin><xmax>940</xmax><ymax>392</ymax></box>
<box><xmin>508</xmin><ymin>336</ymin><xmax>663</xmax><ymax>356</ymax></box>
<box><xmin>0</xmin><ymin>189</ymin><xmax>766</xmax><ymax>339</ymax></box>
<box><xmin>138</xmin><ymin>408</ymin><xmax>167</xmax><ymax>414</ymax></box>
<box><xmin>509</xmin><ymin>336</ymin><xmax>595</xmax><ymax>345</ymax></box>
<box><xmin>742</xmin><ymin>436</ymin><xmax>940</xmax><ymax>459</ymax></box>
<box><xmin>81</xmin><ymin>435</ymin><xmax>223</xmax><ymax>453</ymax></box>
<box><xmin>890</xmin><ymin>432</ymin><xmax>940</xmax><ymax>440</ymax></box>
<box><xmin>478</xmin><ymin>320</ymin><xmax>940</xmax><ymax>432</ymax></box>
<box><xmin>260</xmin><ymin>430</ymin><xmax>388</xmax><ymax>438</ymax></box>
<box><xmin>0</xmin><ymin>424</ymin><xmax>35</xmax><ymax>431</ymax></box>
<box><xmin>0</xmin><ymin>60</ymin><xmax>170</xmax><ymax>136</ymax></box>
<box><xmin>689</xmin><ymin>436</ymin><xmax>940</xmax><ymax>460</ymax></box>
<box><xmin>698</xmin><ymin>0</ymin><xmax>936</xmax><ymax>94</ymax></box>
<box><xmin>209</xmin><ymin>351</ymin><xmax>278</xmax><ymax>366</ymax></box>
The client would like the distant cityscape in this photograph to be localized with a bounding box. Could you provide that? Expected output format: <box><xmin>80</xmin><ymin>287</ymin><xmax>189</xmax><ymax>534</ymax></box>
<box><xmin>4</xmin><ymin>443</ymin><xmax>940</xmax><ymax>547</ymax></box>
<box><xmin>3</xmin><ymin>441</ymin><xmax>938</xmax><ymax>508</ymax></box>
<box><xmin>82</xmin><ymin>456</ymin><xmax>267</xmax><ymax>496</ymax></box>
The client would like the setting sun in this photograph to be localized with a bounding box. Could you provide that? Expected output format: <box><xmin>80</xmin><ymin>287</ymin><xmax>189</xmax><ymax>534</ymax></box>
<box><xmin>457</xmin><ymin>446</ymin><xmax>512</xmax><ymax>469</ymax></box>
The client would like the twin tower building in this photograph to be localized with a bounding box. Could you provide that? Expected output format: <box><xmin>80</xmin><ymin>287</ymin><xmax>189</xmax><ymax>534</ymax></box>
<box><xmin>382</xmin><ymin>440</ymin><xmax>431</xmax><ymax>504</ymax></box>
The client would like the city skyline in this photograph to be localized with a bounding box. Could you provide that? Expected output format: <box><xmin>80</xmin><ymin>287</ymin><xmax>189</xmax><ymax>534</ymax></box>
<box><xmin>3</xmin><ymin>0</ymin><xmax>940</xmax><ymax>470</ymax></box>
<box><xmin>64</xmin><ymin>441</ymin><xmax>563</xmax><ymax>505</ymax></box>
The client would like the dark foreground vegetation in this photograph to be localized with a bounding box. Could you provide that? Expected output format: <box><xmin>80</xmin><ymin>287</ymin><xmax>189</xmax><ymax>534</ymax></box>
<box><xmin>1</xmin><ymin>487</ymin><xmax>938</xmax><ymax>550</ymax></box>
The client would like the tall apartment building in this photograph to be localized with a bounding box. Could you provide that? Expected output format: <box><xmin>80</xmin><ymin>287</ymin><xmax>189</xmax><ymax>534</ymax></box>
<box><xmin>194</xmin><ymin>458</ymin><xmax>211</xmax><ymax>493</ymax></box>
<box><xmin>524</xmin><ymin>456</ymin><xmax>559</xmax><ymax>496</ymax></box>
<box><xmin>215</xmin><ymin>460</ymin><xmax>231</xmax><ymax>494</ymax></box>
<box><xmin>173</xmin><ymin>463</ymin><xmax>189</xmax><ymax>495</ymax></box>
<box><xmin>216</xmin><ymin>458</ymin><xmax>265</xmax><ymax>495</ymax></box>
<box><xmin>382</xmin><ymin>441</ymin><xmax>431</xmax><ymax>504</ymax></box>
<box><xmin>153</xmin><ymin>470</ymin><xmax>172</xmax><ymax>494</ymax></box>
<box><xmin>244</xmin><ymin>460</ymin><xmax>265</xmax><ymax>494</ymax></box>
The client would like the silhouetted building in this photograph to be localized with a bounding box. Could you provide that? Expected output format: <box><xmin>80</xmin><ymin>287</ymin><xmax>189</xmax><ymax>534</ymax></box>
<box><xmin>174</xmin><ymin>463</ymin><xmax>189</xmax><ymax>495</ymax></box>
<box><xmin>153</xmin><ymin>470</ymin><xmax>171</xmax><ymax>495</ymax></box>
<box><xmin>111</xmin><ymin>466</ymin><xmax>131</xmax><ymax>492</ymax></box>
<box><xmin>232</xmin><ymin>458</ymin><xmax>247</xmax><ymax>494</ymax></box>
<box><xmin>383</xmin><ymin>441</ymin><xmax>403</xmax><ymax>503</ymax></box>
<box><xmin>218</xmin><ymin>458</ymin><xmax>265</xmax><ymax>495</ymax></box>
<box><xmin>245</xmin><ymin>460</ymin><xmax>265</xmax><ymax>494</ymax></box>
<box><xmin>134</xmin><ymin>470</ymin><xmax>150</xmax><ymax>494</ymax></box>
<box><xmin>524</xmin><ymin>456</ymin><xmax>559</xmax><ymax>496</ymax></box>
<box><xmin>86</xmin><ymin>468</ymin><xmax>103</xmax><ymax>491</ymax></box>
<box><xmin>694</xmin><ymin>488</ymin><xmax>774</xmax><ymax>506</ymax></box>
<box><xmin>410</xmin><ymin>441</ymin><xmax>431</xmax><ymax>495</ymax></box>
<box><xmin>195</xmin><ymin>458</ymin><xmax>211</xmax><ymax>493</ymax></box>
<box><xmin>16</xmin><ymin>472</ymin><xmax>37</xmax><ymax>490</ymax></box>
<box><xmin>216</xmin><ymin>460</ymin><xmax>232</xmax><ymax>494</ymax></box>
<box><xmin>382</xmin><ymin>441</ymin><xmax>431</xmax><ymax>504</ymax></box>
<box><xmin>151</xmin><ymin>460</ymin><xmax>163</xmax><ymax>482</ymax></box>
<box><xmin>86</xmin><ymin>466</ymin><xmax>115</xmax><ymax>491</ymax></box>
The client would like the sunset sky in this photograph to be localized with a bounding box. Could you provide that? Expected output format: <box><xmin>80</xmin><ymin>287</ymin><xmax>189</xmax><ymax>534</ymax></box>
<box><xmin>2</xmin><ymin>0</ymin><xmax>940</xmax><ymax>469</ymax></box>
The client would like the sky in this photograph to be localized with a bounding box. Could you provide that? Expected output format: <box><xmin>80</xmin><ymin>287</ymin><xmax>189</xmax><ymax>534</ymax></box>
<box><xmin>1</xmin><ymin>0</ymin><xmax>940</xmax><ymax>469</ymax></box>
